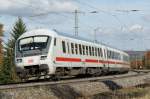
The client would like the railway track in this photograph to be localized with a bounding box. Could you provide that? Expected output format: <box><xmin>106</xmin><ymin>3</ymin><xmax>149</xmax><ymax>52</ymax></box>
<box><xmin>0</xmin><ymin>70</ymin><xmax>149</xmax><ymax>90</ymax></box>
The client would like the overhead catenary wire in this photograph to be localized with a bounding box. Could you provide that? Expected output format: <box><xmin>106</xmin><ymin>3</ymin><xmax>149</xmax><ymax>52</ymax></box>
<box><xmin>75</xmin><ymin>0</ymin><xmax>128</xmax><ymax>30</ymax></box>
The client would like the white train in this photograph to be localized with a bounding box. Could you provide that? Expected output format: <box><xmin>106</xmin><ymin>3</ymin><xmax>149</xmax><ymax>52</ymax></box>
<box><xmin>15</xmin><ymin>29</ymin><xmax>130</xmax><ymax>80</ymax></box>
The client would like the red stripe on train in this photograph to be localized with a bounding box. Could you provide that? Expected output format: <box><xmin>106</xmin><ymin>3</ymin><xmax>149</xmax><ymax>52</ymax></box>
<box><xmin>85</xmin><ymin>59</ymin><xmax>98</xmax><ymax>63</ymax></box>
<box><xmin>56</xmin><ymin>57</ymin><xmax>81</xmax><ymax>62</ymax></box>
<box><xmin>55</xmin><ymin>57</ymin><xmax>129</xmax><ymax>65</ymax></box>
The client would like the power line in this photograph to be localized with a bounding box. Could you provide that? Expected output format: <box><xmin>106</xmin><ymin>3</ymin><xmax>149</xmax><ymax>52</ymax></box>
<box><xmin>75</xmin><ymin>0</ymin><xmax>128</xmax><ymax>30</ymax></box>
<box><xmin>7</xmin><ymin>0</ymin><xmax>98</xmax><ymax>36</ymax></box>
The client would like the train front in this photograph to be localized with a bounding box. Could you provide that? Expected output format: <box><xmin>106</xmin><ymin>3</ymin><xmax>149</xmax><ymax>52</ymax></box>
<box><xmin>15</xmin><ymin>31</ymin><xmax>53</xmax><ymax>80</ymax></box>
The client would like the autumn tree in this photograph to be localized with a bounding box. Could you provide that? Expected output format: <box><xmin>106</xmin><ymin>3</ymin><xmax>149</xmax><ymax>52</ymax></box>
<box><xmin>0</xmin><ymin>18</ymin><xmax>27</xmax><ymax>83</ymax></box>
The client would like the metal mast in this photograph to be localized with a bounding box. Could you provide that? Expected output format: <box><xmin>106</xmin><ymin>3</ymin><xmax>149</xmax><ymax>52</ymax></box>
<box><xmin>74</xmin><ymin>10</ymin><xmax>79</xmax><ymax>36</ymax></box>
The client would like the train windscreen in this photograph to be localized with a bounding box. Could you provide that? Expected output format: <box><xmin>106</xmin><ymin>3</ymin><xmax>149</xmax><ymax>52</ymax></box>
<box><xmin>19</xmin><ymin>36</ymin><xmax>49</xmax><ymax>51</ymax></box>
<box><xmin>16</xmin><ymin>36</ymin><xmax>51</xmax><ymax>57</ymax></box>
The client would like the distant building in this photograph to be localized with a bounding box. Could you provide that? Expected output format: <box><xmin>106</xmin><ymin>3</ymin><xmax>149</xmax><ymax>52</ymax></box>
<box><xmin>125</xmin><ymin>51</ymin><xmax>145</xmax><ymax>69</ymax></box>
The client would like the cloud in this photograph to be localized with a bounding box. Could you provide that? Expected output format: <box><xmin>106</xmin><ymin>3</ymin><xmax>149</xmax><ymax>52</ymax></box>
<box><xmin>129</xmin><ymin>24</ymin><xmax>143</xmax><ymax>32</ymax></box>
<box><xmin>0</xmin><ymin>0</ymin><xmax>78</xmax><ymax>16</ymax></box>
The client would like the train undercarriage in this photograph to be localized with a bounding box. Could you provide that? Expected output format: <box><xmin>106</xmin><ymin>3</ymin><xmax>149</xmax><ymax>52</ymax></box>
<box><xmin>16</xmin><ymin>65</ymin><xmax>128</xmax><ymax>81</ymax></box>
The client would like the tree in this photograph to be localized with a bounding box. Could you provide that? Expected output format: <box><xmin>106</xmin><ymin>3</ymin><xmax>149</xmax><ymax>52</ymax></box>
<box><xmin>0</xmin><ymin>18</ymin><xmax>27</xmax><ymax>83</ymax></box>
<box><xmin>0</xmin><ymin>24</ymin><xmax>4</xmax><ymax>66</ymax></box>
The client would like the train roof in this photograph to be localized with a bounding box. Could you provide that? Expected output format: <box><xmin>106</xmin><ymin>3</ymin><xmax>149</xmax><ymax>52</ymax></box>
<box><xmin>18</xmin><ymin>29</ymin><xmax>58</xmax><ymax>39</ymax></box>
<box><xmin>55</xmin><ymin>30</ymin><xmax>128</xmax><ymax>55</ymax></box>
<box><xmin>18</xmin><ymin>29</ymin><xmax>128</xmax><ymax>56</ymax></box>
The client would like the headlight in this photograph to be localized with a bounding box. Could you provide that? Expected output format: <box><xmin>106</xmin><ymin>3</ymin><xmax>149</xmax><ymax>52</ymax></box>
<box><xmin>40</xmin><ymin>56</ymin><xmax>47</xmax><ymax>60</ymax></box>
<box><xmin>16</xmin><ymin>59</ymin><xmax>22</xmax><ymax>63</ymax></box>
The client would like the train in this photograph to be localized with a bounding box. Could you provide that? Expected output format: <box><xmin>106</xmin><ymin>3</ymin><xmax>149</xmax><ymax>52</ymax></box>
<box><xmin>15</xmin><ymin>29</ymin><xmax>130</xmax><ymax>80</ymax></box>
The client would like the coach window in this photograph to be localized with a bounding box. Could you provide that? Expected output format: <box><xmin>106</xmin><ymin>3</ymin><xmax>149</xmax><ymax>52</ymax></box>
<box><xmin>107</xmin><ymin>50</ymin><xmax>109</xmax><ymax>58</ymax></box>
<box><xmin>108</xmin><ymin>51</ymin><xmax>110</xmax><ymax>59</ymax></box>
<box><xmin>92</xmin><ymin>47</ymin><xmax>94</xmax><ymax>56</ymax></box>
<box><xmin>67</xmin><ymin>42</ymin><xmax>70</xmax><ymax>54</ymax></box>
<box><xmin>71</xmin><ymin>43</ymin><xmax>74</xmax><ymax>54</ymax></box>
<box><xmin>98</xmin><ymin>48</ymin><xmax>100</xmax><ymax>57</ymax></box>
<box><xmin>100</xmin><ymin>48</ymin><xmax>102</xmax><ymax>57</ymax></box>
<box><xmin>86</xmin><ymin>46</ymin><xmax>88</xmax><ymax>55</ymax></box>
<box><xmin>54</xmin><ymin>38</ymin><xmax>56</xmax><ymax>46</ymax></box>
<box><xmin>95</xmin><ymin>47</ymin><xmax>97</xmax><ymax>56</ymax></box>
<box><xmin>89</xmin><ymin>46</ymin><xmax>92</xmax><ymax>56</ymax></box>
<box><xmin>75</xmin><ymin>43</ymin><xmax>78</xmax><ymax>54</ymax></box>
<box><xmin>112</xmin><ymin>51</ymin><xmax>114</xmax><ymax>59</ymax></box>
<box><xmin>79</xmin><ymin>44</ymin><xmax>82</xmax><ymax>55</ymax></box>
<box><xmin>108</xmin><ymin>50</ymin><xmax>110</xmax><ymax>59</ymax></box>
<box><xmin>62</xmin><ymin>41</ymin><xmax>66</xmax><ymax>53</ymax></box>
<box><xmin>116</xmin><ymin>53</ymin><xmax>118</xmax><ymax>60</ymax></box>
<box><xmin>82</xmin><ymin>45</ymin><xmax>85</xmax><ymax>55</ymax></box>
<box><xmin>110</xmin><ymin>51</ymin><xmax>112</xmax><ymax>59</ymax></box>
<box><xmin>114</xmin><ymin>52</ymin><xmax>116</xmax><ymax>59</ymax></box>
<box><xmin>112</xmin><ymin>52</ymin><xmax>115</xmax><ymax>59</ymax></box>
<box><xmin>111</xmin><ymin>51</ymin><xmax>113</xmax><ymax>59</ymax></box>
<box><xmin>104</xmin><ymin>50</ymin><xmax>106</xmax><ymax>58</ymax></box>
<box><xmin>100</xmin><ymin>48</ymin><xmax>103</xmax><ymax>57</ymax></box>
<box><xmin>119</xmin><ymin>54</ymin><xmax>121</xmax><ymax>60</ymax></box>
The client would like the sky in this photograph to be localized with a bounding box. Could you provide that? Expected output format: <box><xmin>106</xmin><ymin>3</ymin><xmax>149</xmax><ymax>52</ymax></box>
<box><xmin>0</xmin><ymin>0</ymin><xmax>150</xmax><ymax>51</ymax></box>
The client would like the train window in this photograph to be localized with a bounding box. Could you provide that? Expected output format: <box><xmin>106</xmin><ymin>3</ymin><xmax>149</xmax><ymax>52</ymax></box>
<box><xmin>123</xmin><ymin>55</ymin><xmax>129</xmax><ymax>62</ymax></box>
<box><xmin>111</xmin><ymin>51</ymin><xmax>114</xmax><ymax>59</ymax></box>
<box><xmin>54</xmin><ymin>38</ymin><xmax>56</xmax><ymax>46</ymax></box>
<box><xmin>89</xmin><ymin>46</ymin><xmax>91</xmax><ymax>56</ymax></box>
<box><xmin>71</xmin><ymin>43</ymin><xmax>74</xmax><ymax>54</ymax></box>
<box><xmin>98</xmin><ymin>48</ymin><xmax>100</xmax><ymax>57</ymax></box>
<box><xmin>95</xmin><ymin>47</ymin><xmax>97</xmax><ymax>56</ymax></box>
<box><xmin>114</xmin><ymin>52</ymin><xmax>116</xmax><ymax>59</ymax></box>
<box><xmin>110</xmin><ymin>51</ymin><xmax>112</xmax><ymax>59</ymax></box>
<box><xmin>109</xmin><ymin>51</ymin><xmax>110</xmax><ymax>58</ymax></box>
<box><xmin>118</xmin><ymin>54</ymin><xmax>121</xmax><ymax>60</ymax></box>
<box><xmin>113</xmin><ymin>52</ymin><xmax>115</xmax><ymax>59</ymax></box>
<box><xmin>104</xmin><ymin>50</ymin><xmax>106</xmax><ymax>58</ymax></box>
<box><xmin>62</xmin><ymin>41</ymin><xmax>66</xmax><ymax>53</ymax></box>
<box><xmin>111</xmin><ymin>51</ymin><xmax>113</xmax><ymax>59</ymax></box>
<box><xmin>79</xmin><ymin>44</ymin><xmax>82</xmax><ymax>55</ymax></box>
<box><xmin>92</xmin><ymin>47</ymin><xmax>94</xmax><ymax>56</ymax></box>
<box><xmin>86</xmin><ymin>46</ymin><xmax>88</xmax><ymax>55</ymax></box>
<box><xmin>67</xmin><ymin>42</ymin><xmax>70</xmax><ymax>54</ymax></box>
<box><xmin>75</xmin><ymin>43</ymin><xmax>78</xmax><ymax>54</ymax></box>
<box><xmin>82</xmin><ymin>45</ymin><xmax>85</xmax><ymax>55</ymax></box>
<box><xmin>107</xmin><ymin>50</ymin><xmax>109</xmax><ymax>58</ymax></box>
<box><xmin>100</xmin><ymin>48</ymin><xmax>103</xmax><ymax>57</ymax></box>
<box><xmin>107</xmin><ymin>50</ymin><xmax>110</xmax><ymax>59</ymax></box>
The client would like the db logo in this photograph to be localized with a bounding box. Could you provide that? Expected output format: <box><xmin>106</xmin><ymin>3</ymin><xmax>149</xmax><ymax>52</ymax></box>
<box><xmin>28</xmin><ymin>59</ymin><xmax>33</xmax><ymax>63</ymax></box>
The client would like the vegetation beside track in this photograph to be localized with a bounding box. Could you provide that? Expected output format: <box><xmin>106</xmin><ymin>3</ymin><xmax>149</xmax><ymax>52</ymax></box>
<box><xmin>0</xmin><ymin>17</ymin><xmax>27</xmax><ymax>84</ymax></box>
<box><xmin>92</xmin><ymin>86</ymin><xmax>150</xmax><ymax>99</ymax></box>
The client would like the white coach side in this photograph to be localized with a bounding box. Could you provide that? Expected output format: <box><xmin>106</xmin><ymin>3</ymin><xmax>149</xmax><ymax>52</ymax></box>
<box><xmin>15</xmin><ymin>29</ymin><xmax>130</xmax><ymax>79</ymax></box>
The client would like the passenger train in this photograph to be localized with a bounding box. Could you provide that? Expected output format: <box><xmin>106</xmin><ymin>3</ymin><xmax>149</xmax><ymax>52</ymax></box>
<box><xmin>15</xmin><ymin>29</ymin><xmax>130</xmax><ymax>80</ymax></box>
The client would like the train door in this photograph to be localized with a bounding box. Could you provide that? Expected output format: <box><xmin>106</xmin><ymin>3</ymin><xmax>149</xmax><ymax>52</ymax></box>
<box><xmin>66</xmin><ymin>40</ymin><xmax>72</xmax><ymax>67</ymax></box>
<box><xmin>103</xmin><ymin>47</ymin><xmax>109</xmax><ymax>71</ymax></box>
<box><xmin>53</xmin><ymin>38</ymin><xmax>69</xmax><ymax>67</ymax></box>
